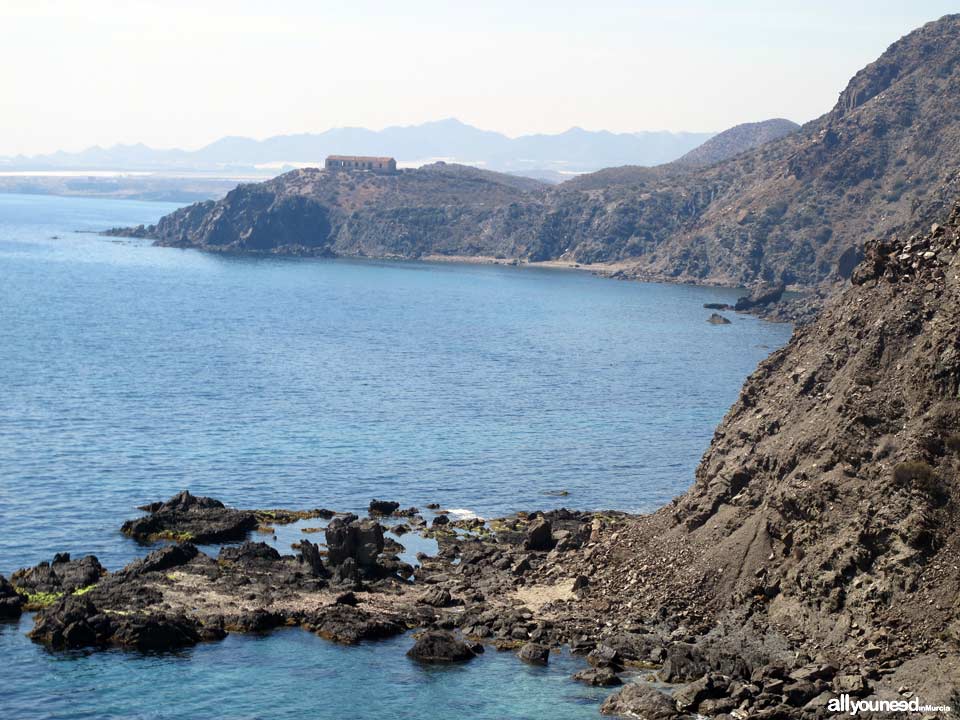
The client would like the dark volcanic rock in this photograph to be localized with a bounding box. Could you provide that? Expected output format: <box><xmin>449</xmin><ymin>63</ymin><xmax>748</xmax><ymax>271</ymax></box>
<box><xmin>325</xmin><ymin>517</ymin><xmax>385</xmax><ymax>572</ymax></box>
<box><xmin>407</xmin><ymin>630</ymin><xmax>477</xmax><ymax>663</ymax></box>
<box><xmin>368</xmin><ymin>499</ymin><xmax>400</xmax><ymax>516</ymax></box>
<box><xmin>0</xmin><ymin>575</ymin><xmax>27</xmax><ymax>619</ymax></box>
<box><xmin>119</xmin><ymin>543</ymin><xmax>199</xmax><ymax>577</ymax></box>
<box><xmin>517</xmin><ymin>642</ymin><xmax>550</xmax><ymax>665</ymax></box>
<box><xmin>28</xmin><ymin>594</ymin><xmax>209</xmax><ymax>651</ymax></box>
<box><xmin>600</xmin><ymin>683</ymin><xmax>678</xmax><ymax>718</ymax></box>
<box><xmin>673</xmin><ymin>673</ymin><xmax>728</xmax><ymax>713</ymax></box>
<box><xmin>297</xmin><ymin>539</ymin><xmax>325</xmax><ymax>576</ymax></box>
<box><xmin>524</xmin><ymin>517</ymin><xmax>554</xmax><ymax>551</ymax></box>
<box><xmin>218</xmin><ymin>542</ymin><xmax>282</xmax><ymax>565</ymax></box>
<box><xmin>658</xmin><ymin>643</ymin><xmax>710</xmax><ymax>682</ymax></box>
<box><xmin>573</xmin><ymin>666</ymin><xmax>622</xmax><ymax>686</ymax></box>
<box><xmin>12</xmin><ymin>553</ymin><xmax>105</xmax><ymax>594</ymax></box>
<box><xmin>305</xmin><ymin>605</ymin><xmax>406</xmax><ymax>644</ymax></box>
<box><xmin>734</xmin><ymin>282</ymin><xmax>785</xmax><ymax>311</ymax></box>
<box><xmin>122</xmin><ymin>491</ymin><xmax>257</xmax><ymax>543</ymax></box>
<box><xmin>418</xmin><ymin>587</ymin><xmax>454</xmax><ymax>608</ymax></box>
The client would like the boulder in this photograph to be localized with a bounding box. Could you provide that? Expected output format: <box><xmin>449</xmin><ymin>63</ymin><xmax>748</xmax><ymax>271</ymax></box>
<box><xmin>708</xmin><ymin>313</ymin><xmax>732</xmax><ymax>325</ymax></box>
<box><xmin>306</xmin><ymin>604</ymin><xmax>406</xmax><ymax>644</ymax></box>
<box><xmin>325</xmin><ymin>518</ymin><xmax>384</xmax><ymax>570</ymax></box>
<box><xmin>10</xmin><ymin>553</ymin><xmax>107</xmax><ymax>593</ymax></box>
<box><xmin>517</xmin><ymin>642</ymin><xmax>550</xmax><ymax>665</ymax></box>
<box><xmin>734</xmin><ymin>282</ymin><xmax>786</xmax><ymax>311</ymax></box>
<box><xmin>12</xmin><ymin>553</ymin><xmax>106</xmax><ymax>594</ymax></box>
<box><xmin>673</xmin><ymin>673</ymin><xmax>728</xmax><ymax>713</ymax></box>
<box><xmin>524</xmin><ymin>517</ymin><xmax>554</xmax><ymax>551</ymax></box>
<box><xmin>573</xmin><ymin>667</ymin><xmax>622</xmax><ymax>686</ymax></box>
<box><xmin>111</xmin><ymin>613</ymin><xmax>206</xmax><ymax>651</ymax></box>
<box><xmin>658</xmin><ymin>642</ymin><xmax>711</xmax><ymax>682</ymax></box>
<box><xmin>368</xmin><ymin>499</ymin><xmax>400</xmax><ymax>516</ymax></box>
<box><xmin>833</xmin><ymin>673</ymin><xmax>869</xmax><ymax>696</ymax></box>
<box><xmin>419</xmin><ymin>587</ymin><xmax>453</xmax><ymax>608</ymax></box>
<box><xmin>28</xmin><ymin>593</ymin><xmax>210</xmax><ymax>651</ymax></box>
<box><xmin>600</xmin><ymin>684</ymin><xmax>678</xmax><ymax>718</ymax></box>
<box><xmin>119</xmin><ymin>543</ymin><xmax>198</xmax><ymax>577</ymax></box>
<box><xmin>218</xmin><ymin>542</ymin><xmax>282</xmax><ymax>565</ymax></box>
<box><xmin>298</xmin><ymin>539</ymin><xmax>325</xmax><ymax>577</ymax></box>
<box><xmin>407</xmin><ymin>630</ymin><xmax>477</xmax><ymax>663</ymax></box>
<box><xmin>0</xmin><ymin>575</ymin><xmax>26</xmax><ymax>619</ymax></box>
<box><xmin>588</xmin><ymin>643</ymin><xmax>624</xmax><ymax>669</ymax></box>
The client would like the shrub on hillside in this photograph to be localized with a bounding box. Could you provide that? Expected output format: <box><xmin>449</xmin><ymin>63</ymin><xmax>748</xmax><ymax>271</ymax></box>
<box><xmin>893</xmin><ymin>461</ymin><xmax>945</xmax><ymax>503</ymax></box>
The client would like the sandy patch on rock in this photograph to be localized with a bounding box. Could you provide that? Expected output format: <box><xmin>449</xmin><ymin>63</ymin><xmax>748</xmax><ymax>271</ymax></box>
<box><xmin>512</xmin><ymin>578</ymin><xmax>575</xmax><ymax>612</ymax></box>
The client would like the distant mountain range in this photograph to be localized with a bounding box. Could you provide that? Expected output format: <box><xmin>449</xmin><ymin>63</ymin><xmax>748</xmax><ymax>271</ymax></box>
<box><xmin>0</xmin><ymin>119</ymin><xmax>715</xmax><ymax>179</ymax></box>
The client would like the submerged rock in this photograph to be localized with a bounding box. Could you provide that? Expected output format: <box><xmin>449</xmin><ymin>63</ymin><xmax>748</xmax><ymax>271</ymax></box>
<box><xmin>707</xmin><ymin>312</ymin><xmax>731</xmax><ymax>325</ymax></box>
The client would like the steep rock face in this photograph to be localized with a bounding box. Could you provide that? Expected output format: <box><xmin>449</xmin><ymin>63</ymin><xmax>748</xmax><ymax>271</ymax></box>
<box><xmin>111</xmin><ymin>15</ymin><xmax>960</xmax><ymax>289</ymax></box>
<box><xmin>673</xmin><ymin>118</ymin><xmax>800</xmax><ymax>168</ymax></box>
<box><xmin>563</xmin><ymin>201</ymin><xmax>960</xmax><ymax>685</ymax></box>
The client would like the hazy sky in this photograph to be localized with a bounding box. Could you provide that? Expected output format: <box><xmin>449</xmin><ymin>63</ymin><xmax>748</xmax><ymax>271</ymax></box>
<box><xmin>2</xmin><ymin>0</ymin><xmax>957</xmax><ymax>155</ymax></box>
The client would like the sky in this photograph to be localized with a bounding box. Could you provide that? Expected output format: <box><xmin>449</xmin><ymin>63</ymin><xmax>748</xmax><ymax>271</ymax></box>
<box><xmin>1</xmin><ymin>0</ymin><xmax>958</xmax><ymax>156</ymax></box>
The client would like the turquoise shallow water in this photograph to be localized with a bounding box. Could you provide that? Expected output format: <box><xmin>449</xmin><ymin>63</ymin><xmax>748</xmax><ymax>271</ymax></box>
<box><xmin>0</xmin><ymin>192</ymin><xmax>792</xmax><ymax>718</ymax></box>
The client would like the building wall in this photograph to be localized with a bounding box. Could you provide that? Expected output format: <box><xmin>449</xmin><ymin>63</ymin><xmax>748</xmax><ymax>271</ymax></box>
<box><xmin>325</xmin><ymin>156</ymin><xmax>397</xmax><ymax>172</ymax></box>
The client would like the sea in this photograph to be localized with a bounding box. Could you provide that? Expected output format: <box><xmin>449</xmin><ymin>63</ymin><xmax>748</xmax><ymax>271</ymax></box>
<box><xmin>0</xmin><ymin>192</ymin><xmax>792</xmax><ymax>719</ymax></box>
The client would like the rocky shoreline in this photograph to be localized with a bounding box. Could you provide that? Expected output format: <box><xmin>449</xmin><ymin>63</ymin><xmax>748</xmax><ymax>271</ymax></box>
<box><xmin>2</xmin><ymin>487</ymin><xmax>951</xmax><ymax>719</ymax></box>
<box><xmin>61</xmin><ymin>200</ymin><xmax>960</xmax><ymax>717</ymax></box>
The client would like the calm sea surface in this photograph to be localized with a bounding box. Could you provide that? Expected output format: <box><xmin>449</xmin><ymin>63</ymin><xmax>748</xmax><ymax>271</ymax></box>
<box><xmin>0</xmin><ymin>192</ymin><xmax>792</xmax><ymax>718</ymax></box>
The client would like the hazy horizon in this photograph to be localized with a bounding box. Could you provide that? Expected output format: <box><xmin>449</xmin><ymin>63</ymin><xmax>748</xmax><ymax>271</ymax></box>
<box><xmin>3</xmin><ymin>1</ymin><xmax>957</xmax><ymax>156</ymax></box>
<box><xmin>2</xmin><ymin>118</ymin><xmax>718</xmax><ymax>159</ymax></box>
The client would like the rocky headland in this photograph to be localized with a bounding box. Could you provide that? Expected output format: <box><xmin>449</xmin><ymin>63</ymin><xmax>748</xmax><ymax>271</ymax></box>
<box><xmin>106</xmin><ymin>15</ymin><xmax>960</xmax><ymax>322</ymax></box>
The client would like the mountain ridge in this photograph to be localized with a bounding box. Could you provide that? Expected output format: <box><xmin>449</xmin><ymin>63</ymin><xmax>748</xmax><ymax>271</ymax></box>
<box><xmin>2</xmin><ymin>119</ymin><xmax>715</xmax><ymax>176</ymax></box>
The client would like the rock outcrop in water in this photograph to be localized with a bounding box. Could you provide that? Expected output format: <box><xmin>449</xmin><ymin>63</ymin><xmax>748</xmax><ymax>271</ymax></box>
<box><xmin>108</xmin><ymin>15</ymin><xmax>960</xmax><ymax>298</ymax></box>
<box><xmin>121</xmin><ymin>490</ymin><xmax>259</xmax><ymax>543</ymax></box>
<box><xmin>0</xmin><ymin>575</ymin><xmax>26</xmax><ymax>619</ymax></box>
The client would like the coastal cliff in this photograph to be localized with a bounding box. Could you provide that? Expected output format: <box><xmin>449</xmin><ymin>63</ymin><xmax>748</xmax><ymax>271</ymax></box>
<box><xmin>109</xmin><ymin>15</ymin><xmax>960</xmax><ymax>292</ymax></box>
<box><xmin>549</xmin><ymin>199</ymin><xmax>960</xmax><ymax>711</ymax></box>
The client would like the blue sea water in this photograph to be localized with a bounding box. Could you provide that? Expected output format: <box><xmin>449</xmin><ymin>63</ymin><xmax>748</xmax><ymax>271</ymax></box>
<box><xmin>0</xmin><ymin>193</ymin><xmax>792</xmax><ymax>718</ymax></box>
